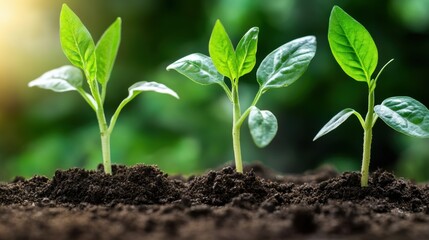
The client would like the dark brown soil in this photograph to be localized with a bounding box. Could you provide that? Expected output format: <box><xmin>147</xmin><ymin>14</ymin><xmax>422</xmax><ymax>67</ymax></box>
<box><xmin>1</xmin><ymin>163</ymin><xmax>429</xmax><ymax>240</ymax></box>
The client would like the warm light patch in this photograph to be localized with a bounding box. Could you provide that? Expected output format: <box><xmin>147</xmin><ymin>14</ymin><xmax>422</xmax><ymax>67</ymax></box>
<box><xmin>0</xmin><ymin>0</ymin><xmax>62</xmax><ymax>91</ymax></box>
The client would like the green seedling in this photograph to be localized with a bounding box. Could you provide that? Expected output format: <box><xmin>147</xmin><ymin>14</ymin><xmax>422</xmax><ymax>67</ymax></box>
<box><xmin>167</xmin><ymin>20</ymin><xmax>316</xmax><ymax>173</ymax></box>
<box><xmin>29</xmin><ymin>4</ymin><xmax>179</xmax><ymax>174</ymax></box>
<box><xmin>314</xmin><ymin>6</ymin><xmax>429</xmax><ymax>187</ymax></box>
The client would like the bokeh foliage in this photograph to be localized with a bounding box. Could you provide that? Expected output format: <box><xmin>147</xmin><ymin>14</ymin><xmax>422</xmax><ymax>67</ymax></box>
<box><xmin>0</xmin><ymin>0</ymin><xmax>428</xmax><ymax>181</ymax></box>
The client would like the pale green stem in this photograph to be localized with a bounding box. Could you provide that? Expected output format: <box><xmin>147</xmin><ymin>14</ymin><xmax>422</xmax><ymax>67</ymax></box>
<box><xmin>231</xmin><ymin>87</ymin><xmax>265</xmax><ymax>173</ymax></box>
<box><xmin>232</xmin><ymin>83</ymin><xmax>243</xmax><ymax>173</ymax></box>
<box><xmin>360</xmin><ymin>60</ymin><xmax>392</xmax><ymax>185</ymax></box>
<box><xmin>101</xmin><ymin>82</ymin><xmax>107</xmax><ymax>103</ymax></box>
<box><xmin>352</xmin><ymin>111</ymin><xmax>366</xmax><ymax>129</ymax></box>
<box><xmin>77</xmin><ymin>88</ymin><xmax>97</xmax><ymax>112</ymax></box>
<box><xmin>100</xmin><ymin>129</ymin><xmax>111</xmax><ymax>174</ymax></box>
<box><xmin>220</xmin><ymin>82</ymin><xmax>233</xmax><ymax>102</ymax></box>
<box><xmin>88</xmin><ymin>80</ymin><xmax>112</xmax><ymax>174</ymax></box>
<box><xmin>236</xmin><ymin>88</ymin><xmax>263</xmax><ymax>127</ymax></box>
<box><xmin>108</xmin><ymin>96</ymin><xmax>135</xmax><ymax>133</ymax></box>
<box><xmin>361</xmin><ymin>88</ymin><xmax>375</xmax><ymax>187</ymax></box>
<box><xmin>97</xmin><ymin>111</ymin><xmax>111</xmax><ymax>175</ymax></box>
<box><xmin>374</xmin><ymin>59</ymin><xmax>394</xmax><ymax>84</ymax></box>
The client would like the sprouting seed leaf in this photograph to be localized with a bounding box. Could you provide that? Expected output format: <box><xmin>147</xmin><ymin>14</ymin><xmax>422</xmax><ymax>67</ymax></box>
<box><xmin>125</xmin><ymin>81</ymin><xmax>179</xmax><ymax>102</ymax></box>
<box><xmin>248</xmin><ymin>107</ymin><xmax>278</xmax><ymax>148</ymax></box>
<box><xmin>28</xmin><ymin>65</ymin><xmax>83</xmax><ymax>92</ymax></box>
<box><xmin>328</xmin><ymin>5</ymin><xmax>378</xmax><ymax>83</ymax></box>
<box><xmin>374</xmin><ymin>96</ymin><xmax>429</xmax><ymax>138</ymax></box>
<box><xmin>166</xmin><ymin>53</ymin><xmax>224</xmax><ymax>85</ymax></box>
<box><xmin>313</xmin><ymin>108</ymin><xmax>359</xmax><ymax>141</ymax></box>
<box><xmin>236</xmin><ymin>27</ymin><xmax>259</xmax><ymax>77</ymax></box>
<box><xmin>60</xmin><ymin>4</ymin><xmax>97</xmax><ymax>81</ymax></box>
<box><xmin>95</xmin><ymin>17</ymin><xmax>121</xmax><ymax>85</ymax></box>
<box><xmin>257</xmin><ymin>36</ymin><xmax>316</xmax><ymax>92</ymax></box>
<box><xmin>209</xmin><ymin>20</ymin><xmax>237</xmax><ymax>80</ymax></box>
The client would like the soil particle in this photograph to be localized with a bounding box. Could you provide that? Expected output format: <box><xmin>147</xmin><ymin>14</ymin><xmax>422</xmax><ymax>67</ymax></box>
<box><xmin>0</xmin><ymin>163</ymin><xmax>429</xmax><ymax>239</ymax></box>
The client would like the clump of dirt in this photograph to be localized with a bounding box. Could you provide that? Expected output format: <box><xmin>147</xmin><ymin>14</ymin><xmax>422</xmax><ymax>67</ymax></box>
<box><xmin>0</xmin><ymin>175</ymin><xmax>49</xmax><ymax>204</ymax></box>
<box><xmin>186</xmin><ymin>166</ymin><xmax>275</xmax><ymax>206</ymax></box>
<box><xmin>289</xmin><ymin>170</ymin><xmax>429</xmax><ymax>212</ymax></box>
<box><xmin>40</xmin><ymin>164</ymin><xmax>182</xmax><ymax>205</ymax></box>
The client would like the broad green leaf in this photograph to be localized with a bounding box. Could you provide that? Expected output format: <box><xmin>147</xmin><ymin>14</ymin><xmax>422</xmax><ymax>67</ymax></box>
<box><xmin>257</xmin><ymin>36</ymin><xmax>316</xmax><ymax>91</ymax></box>
<box><xmin>95</xmin><ymin>17</ymin><xmax>121</xmax><ymax>84</ymax></box>
<box><xmin>209</xmin><ymin>20</ymin><xmax>237</xmax><ymax>80</ymax></box>
<box><xmin>28</xmin><ymin>65</ymin><xmax>83</xmax><ymax>92</ymax></box>
<box><xmin>60</xmin><ymin>4</ymin><xmax>97</xmax><ymax>81</ymax></box>
<box><xmin>236</xmin><ymin>27</ymin><xmax>259</xmax><ymax>77</ymax></box>
<box><xmin>248</xmin><ymin>107</ymin><xmax>278</xmax><ymax>148</ymax></box>
<box><xmin>374</xmin><ymin>96</ymin><xmax>429</xmax><ymax>138</ymax></box>
<box><xmin>313</xmin><ymin>108</ymin><xmax>358</xmax><ymax>141</ymax></box>
<box><xmin>328</xmin><ymin>5</ymin><xmax>378</xmax><ymax>82</ymax></box>
<box><xmin>166</xmin><ymin>53</ymin><xmax>224</xmax><ymax>85</ymax></box>
<box><xmin>125</xmin><ymin>81</ymin><xmax>179</xmax><ymax>102</ymax></box>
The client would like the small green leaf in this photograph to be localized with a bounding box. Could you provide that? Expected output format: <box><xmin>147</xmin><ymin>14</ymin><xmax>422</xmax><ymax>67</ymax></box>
<box><xmin>248</xmin><ymin>107</ymin><xmax>278</xmax><ymax>148</ymax></box>
<box><xmin>125</xmin><ymin>81</ymin><xmax>179</xmax><ymax>102</ymax></box>
<box><xmin>328</xmin><ymin>5</ymin><xmax>378</xmax><ymax>82</ymax></box>
<box><xmin>236</xmin><ymin>27</ymin><xmax>259</xmax><ymax>77</ymax></box>
<box><xmin>166</xmin><ymin>53</ymin><xmax>224</xmax><ymax>85</ymax></box>
<box><xmin>313</xmin><ymin>108</ymin><xmax>359</xmax><ymax>141</ymax></box>
<box><xmin>60</xmin><ymin>4</ymin><xmax>97</xmax><ymax>81</ymax></box>
<box><xmin>209</xmin><ymin>20</ymin><xmax>237</xmax><ymax>80</ymax></box>
<box><xmin>374</xmin><ymin>96</ymin><xmax>429</xmax><ymax>138</ymax></box>
<box><xmin>28</xmin><ymin>65</ymin><xmax>83</xmax><ymax>92</ymax></box>
<box><xmin>95</xmin><ymin>17</ymin><xmax>121</xmax><ymax>84</ymax></box>
<box><xmin>257</xmin><ymin>36</ymin><xmax>316</xmax><ymax>91</ymax></box>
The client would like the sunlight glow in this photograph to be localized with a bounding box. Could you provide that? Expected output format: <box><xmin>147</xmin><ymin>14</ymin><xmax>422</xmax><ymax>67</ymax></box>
<box><xmin>0</xmin><ymin>0</ymin><xmax>60</xmax><ymax>89</ymax></box>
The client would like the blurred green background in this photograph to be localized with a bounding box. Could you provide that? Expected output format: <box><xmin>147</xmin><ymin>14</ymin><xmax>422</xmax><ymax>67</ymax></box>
<box><xmin>1</xmin><ymin>0</ymin><xmax>429</xmax><ymax>181</ymax></box>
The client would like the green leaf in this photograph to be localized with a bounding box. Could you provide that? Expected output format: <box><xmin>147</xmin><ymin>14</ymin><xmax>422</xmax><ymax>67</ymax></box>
<box><xmin>209</xmin><ymin>20</ymin><xmax>237</xmax><ymax>80</ymax></box>
<box><xmin>313</xmin><ymin>108</ymin><xmax>359</xmax><ymax>141</ymax></box>
<box><xmin>125</xmin><ymin>81</ymin><xmax>179</xmax><ymax>102</ymax></box>
<box><xmin>328</xmin><ymin>5</ymin><xmax>378</xmax><ymax>82</ymax></box>
<box><xmin>166</xmin><ymin>53</ymin><xmax>224</xmax><ymax>85</ymax></box>
<box><xmin>60</xmin><ymin>4</ymin><xmax>97</xmax><ymax>81</ymax></box>
<box><xmin>95</xmin><ymin>17</ymin><xmax>121</xmax><ymax>84</ymax></box>
<box><xmin>28</xmin><ymin>65</ymin><xmax>83</xmax><ymax>92</ymax></box>
<box><xmin>248</xmin><ymin>107</ymin><xmax>278</xmax><ymax>148</ymax></box>
<box><xmin>257</xmin><ymin>36</ymin><xmax>316</xmax><ymax>91</ymax></box>
<box><xmin>374</xmin><ymin>96</ymin><xmax>429</xmax><ymax>138</ymax></box>
<box><xmin>236</xmin><ymin>27</ymin><xmax>259</xmax><ymax>77</ymax></box>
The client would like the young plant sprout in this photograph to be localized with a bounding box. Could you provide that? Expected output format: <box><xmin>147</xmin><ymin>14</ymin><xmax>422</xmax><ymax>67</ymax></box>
<box><xmin>167</xmin><ymin>20</ymin><xmax>316</xmax><ymax>173</ymax></box>
<box><xmin>28</xmin><ymin>4</ymin><xmax>179</xmax><ymax>174</ymax></box>
<box><xmin>314</xmin><ymin>6</ymin><xmax>429</xmax><ymax>187</ymax></box>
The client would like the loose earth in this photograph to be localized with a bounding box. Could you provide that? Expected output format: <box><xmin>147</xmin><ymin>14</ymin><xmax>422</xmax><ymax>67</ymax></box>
<box><xmin>0</xmin><ymin>163</ymin><xmax>428</xmax><ymax>240</ymax></box>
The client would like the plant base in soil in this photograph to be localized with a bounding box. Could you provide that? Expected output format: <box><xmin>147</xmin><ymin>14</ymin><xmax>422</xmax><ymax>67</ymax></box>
<box><xmin>1</xmin><ymin>163</ymin><xmax>429</xmax><ymax>240</ymax></box>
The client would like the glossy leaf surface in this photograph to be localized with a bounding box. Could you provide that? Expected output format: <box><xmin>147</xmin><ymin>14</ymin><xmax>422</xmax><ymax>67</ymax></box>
<box><xmin>236</xmin><ymin>27</ymin><xmax>259</xmax><ymax>77</ymax></box>
<box><xmin>248</xmin><ymin>107</ymin><xmax>278</xmax><ymax>148</ymax></box>
<box><xmin>328</xmin><ymin>6</ymin><xmax>378</xmax><ymax>82</ymax></box>
<box><xmin>125</xmin><ymin>81</ymin><xmax>179</xmax><ymax>102</ymax></box>
<box><xmin>166</xmin><ymin>53</ymin><xmax>224</xmax><ymax>85</ymax></box>
<box><xmin>60</xmin><ymin>4</ymin><xmax>97</xmax><ymax>81</ymax></box>
<box><xmin>95</xmin><ymin>18</ymin><xmax>121</xmax><ymax>84</ymax></box>
<box><xmin>314</xmin><ymin>108</ymin><xmax>358</xmax><ymax>141</ymax></box>
<box><xmin>28</xmin><ymin>65</ymin><xmax>83</xmax><ymax>92</ymax></box>
<box><xmin>209</xmin><ymin>20</ymin><xmax>237</xmax><ymax>80</ymax></box>
<box><xmin>374</xmin><ymin>96</ymin><xmax>429</xmax><ymax>138</ymax></box>
<box><xmin>257</xmin><ymin>36</ymin><xmax>316</xmax><ymax>91</ymax></box>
